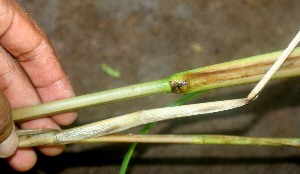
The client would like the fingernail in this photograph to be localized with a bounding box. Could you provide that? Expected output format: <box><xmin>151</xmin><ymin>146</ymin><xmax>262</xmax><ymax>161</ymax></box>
<box><xmin>0</xmin><ymin>127</ymin><xmax>19</xmax><ymax>158</ymax></box>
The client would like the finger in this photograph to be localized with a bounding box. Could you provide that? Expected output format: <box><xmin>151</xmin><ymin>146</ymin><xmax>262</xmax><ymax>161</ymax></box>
<box><xmin>0</xmin><ymin>91</ymin><xmax>18</xmax><ymax>158</ymax></box>
<box><xmin>0</xmin><ymin>45</ymin><xmax>65</xmax><ymax>166</ymax></box>
<box><xmin>0</xmin><ymin>0</ymin><xmax>77</xmax><ymax>125</ymax></box>
<box><xmin>0</xmin><ymin>45</ymin><xmax>41</xmax><ymax>107</ymax></box>
<box><xmin>6</xmin><ymin>148</ymin><xmax>37</xmax><ymax>172</ymax></box>
<box><xmin>0</xmin><ymin>128</ymin><xmax>18</xmax><ymax>158</ymax></box>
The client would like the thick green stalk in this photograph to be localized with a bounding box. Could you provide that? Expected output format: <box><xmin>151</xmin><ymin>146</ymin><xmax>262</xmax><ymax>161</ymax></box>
<box><xmin>12</xmin><ymin>48</ymin><xmax>300</xmax><ymax>122</ymax></box>
<box><xmin>13</xmin><ymin>80</ymin><xmax>170</xmax><ymax>122</ymax></box>
<box><xmin>169</xmin><ymin>48</ymin><xmax>300</xmax><ymax>94</ymax></box>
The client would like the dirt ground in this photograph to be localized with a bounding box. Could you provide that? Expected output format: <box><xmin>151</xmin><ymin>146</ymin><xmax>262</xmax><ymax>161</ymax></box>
<box><xmin>2</xmin><ymin>0</ymin><xmax>300</xmax><ymax>173</ymax></box>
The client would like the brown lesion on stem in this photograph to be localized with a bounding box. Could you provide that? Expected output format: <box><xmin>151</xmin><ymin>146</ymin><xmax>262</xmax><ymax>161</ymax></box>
<box><xmin>170</xmin><ymin>80</ymin><xmax>188</xmax><ymax>94</ymax></box>
<box><xmin>169</xmin><ymin>54</ymin><xmax>300</xmax><ymax>94</ymax></box>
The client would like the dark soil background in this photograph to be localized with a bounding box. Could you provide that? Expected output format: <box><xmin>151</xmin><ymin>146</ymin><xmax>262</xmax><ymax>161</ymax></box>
<box><xmin>2</xmin><ymin>0</ymin><xmax>300</xmax><ymax>173</ymax></box>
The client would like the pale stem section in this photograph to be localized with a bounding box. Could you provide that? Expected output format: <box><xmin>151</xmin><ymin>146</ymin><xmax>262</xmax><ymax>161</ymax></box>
<box><xmin>18</xmin><ymin>134</ymin><xmax>300</xmax><ymax>148</ymax></box>
<box><xmin>17</xmin><ymin>98</ymin><xmax>247</xmax><ymax>146</ymax></box>
<box><xmin>75</xmin><ymin>134</ymin><xmax>300</xmax><ymax>147</ymax></box>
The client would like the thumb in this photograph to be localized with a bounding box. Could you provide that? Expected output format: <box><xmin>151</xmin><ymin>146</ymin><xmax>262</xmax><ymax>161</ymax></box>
<box><xmin>0</xmin><ymin>127</ymin><xmax>18</xmax><ymax>158</ymax></box>
<box><xmin>0</xmin><ymin>92</ymin><xmax>19</xmax><ymax>158</ymax></box>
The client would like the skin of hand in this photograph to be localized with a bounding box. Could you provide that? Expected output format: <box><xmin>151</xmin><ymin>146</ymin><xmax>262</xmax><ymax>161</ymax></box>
<box><xmin>0</xmin><ymin>92</ymin><xmax>18</xmax><ymax>159</ymax></box>
<box><xmin>0</xmin><ymin>0</ymin><xmax>77</xmax><ymax>172</ymax></box>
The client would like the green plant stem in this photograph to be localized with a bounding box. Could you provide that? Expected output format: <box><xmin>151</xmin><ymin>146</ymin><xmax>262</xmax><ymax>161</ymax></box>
<box><xmin>13</xmin><ymin>80</ymin><xmax>170</xmax><ymax>122</ymax></box>
<box><xmin>12</xmin><ymin>48</ymin><xmax>300</xmax><ymax>122</ymax></box>
<box><xmin>170</xmin><ymin>47</ymin><xmax>300</xmax><ymax>94</ymax></box>
<box><xmin>17</xmin><ymin>132</ymin><xmax>300</xmax><ymax>148</ymax></box>
<box><xmin>76</xmin><ymin>134</ymin><xmax>300</xmax><ymax>147</ymax></box>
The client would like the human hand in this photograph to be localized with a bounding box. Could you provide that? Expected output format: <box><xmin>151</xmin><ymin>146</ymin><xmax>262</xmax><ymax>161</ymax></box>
<box><xmin>0</xmin><ymin>92</ymin><xmax>18</xmax><ymax>159</ymax></box>
<box><xmin>0</xmin><ymin>0</ymin><xmax>77</xmax><ymax>171</ymax></box>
